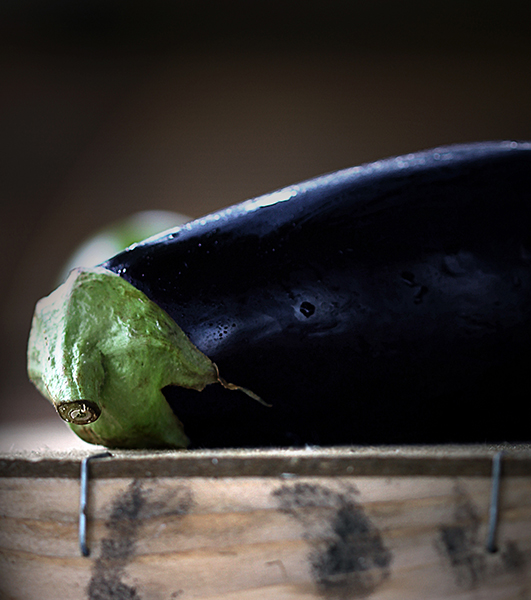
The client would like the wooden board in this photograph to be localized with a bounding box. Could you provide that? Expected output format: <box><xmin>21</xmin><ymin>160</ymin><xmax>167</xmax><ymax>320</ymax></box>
<box><xmin>1</xmin><ymin>445</ymin><xmax>530</xmax><ymax>600</ymax></box>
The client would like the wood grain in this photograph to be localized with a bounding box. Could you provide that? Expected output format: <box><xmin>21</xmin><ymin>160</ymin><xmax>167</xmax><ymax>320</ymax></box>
<box><xmin>0</xmin><ymin>448</ymin><xmax>530</xmax><ymax>599</ymax></box>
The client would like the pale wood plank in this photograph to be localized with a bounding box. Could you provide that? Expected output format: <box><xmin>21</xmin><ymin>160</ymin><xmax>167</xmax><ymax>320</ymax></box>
<box><xmin>1</xmin><ymin>472</ymin><xmax>530</xmax><ymax>599</ymax></box>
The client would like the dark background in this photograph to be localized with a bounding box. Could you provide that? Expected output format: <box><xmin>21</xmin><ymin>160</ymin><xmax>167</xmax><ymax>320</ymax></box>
<box><xmin>2</xmin><ymin>1</ymin><xmax>531</xmax><ymax>427</ymax></box>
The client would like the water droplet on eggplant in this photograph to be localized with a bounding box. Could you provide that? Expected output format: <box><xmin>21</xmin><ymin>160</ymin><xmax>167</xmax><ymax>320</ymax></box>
<box><xmin>414</xmin><ymin>285</ymin><xmax>429</xmax><ymax>303</ymax></box>
<box><xmin>300</xmin><ymin>301</ymin><xmax>316</xmax><ymax>318</ymax></box>
<box><xmin>401</xmin><ymin>271</ymin><xmax>416</xmax><ymax>286</ymax></box>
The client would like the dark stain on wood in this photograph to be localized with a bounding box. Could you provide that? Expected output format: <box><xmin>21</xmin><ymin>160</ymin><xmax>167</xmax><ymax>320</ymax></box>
<box><xmin>436</xmin><ymin>485</ymin><xmax>531</xmax><ymax>592</ymax></box>
<box><xmin>273</xmin><ymin>482</ymin><xmax>392</xmax><ymax>599</ymax></box>
<box><xmin>437</xmin><ymin>484</ymin><xmax>485</xmax><ymax>589</ymax></box>
<box><xmin>88</xmin><ymin>480</ymin><xmax>145</xmax><ymax>600</ymax></box>
<box><xmin>501</xmin><ymin>540</ymin><xmax>528</xmax><ymax>574</ymax></box>
<box><xmin>87</xmin><ymin>480</ymin><xmax>194</xmax><ymax>600</ymax></box>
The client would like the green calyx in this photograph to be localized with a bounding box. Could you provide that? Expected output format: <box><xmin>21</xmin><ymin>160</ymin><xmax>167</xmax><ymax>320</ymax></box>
<box><xmin>27</xmin><ymin>267</ymin><xmax>224</xmax><ymax>449</ymax></box>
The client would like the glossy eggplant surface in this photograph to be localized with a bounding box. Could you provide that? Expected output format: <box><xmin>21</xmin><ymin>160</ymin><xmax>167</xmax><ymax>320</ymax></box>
<box><xmin>98</xmin><ymin>141</ymin><xmax>531</xmax><ymax>448</ymax></box>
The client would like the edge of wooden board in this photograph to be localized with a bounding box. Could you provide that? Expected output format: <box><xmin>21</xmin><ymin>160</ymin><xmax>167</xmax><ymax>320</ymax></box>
<box><xmin>1</xmin><ymin>443</ymin><xmax>530</xmax><ymax>478</ymax></box>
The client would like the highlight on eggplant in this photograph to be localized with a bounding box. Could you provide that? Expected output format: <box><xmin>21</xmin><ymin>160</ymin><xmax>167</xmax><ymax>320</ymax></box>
<box><xmin>27</xmin><ymin>141</ymin><xmax>531</xmax><ymax>449</ymax></box>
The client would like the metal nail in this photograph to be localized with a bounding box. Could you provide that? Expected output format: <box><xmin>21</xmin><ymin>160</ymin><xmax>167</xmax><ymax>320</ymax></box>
<box><xmin>486</xmin><ymin>450</ymin><xmax>504</xmax><ymax>553</ymax></box>
<box><xmin>79</xmin><ymin>452</ymin><xmax>112</xmax><ymax>557</ymax></box>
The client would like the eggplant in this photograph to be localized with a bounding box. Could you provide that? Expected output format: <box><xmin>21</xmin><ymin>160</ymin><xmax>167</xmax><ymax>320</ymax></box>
<box><xmin>28</xmin><ymin>141</ymin><xmax>531</xmax><ymax>449</ymax></box>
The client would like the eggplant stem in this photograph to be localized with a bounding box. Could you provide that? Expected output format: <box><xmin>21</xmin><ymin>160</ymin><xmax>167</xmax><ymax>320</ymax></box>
<box><xmin>213</xmin><ymin>364</ymin><xmax>272</xmax><ymax>407</ymax></box>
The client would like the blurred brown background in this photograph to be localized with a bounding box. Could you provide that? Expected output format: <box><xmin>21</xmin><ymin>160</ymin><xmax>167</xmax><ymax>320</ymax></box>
<box><xmin>1</xmin><ymin>1</ymin><xmax>531</xmax><ymax>430</ymax></box>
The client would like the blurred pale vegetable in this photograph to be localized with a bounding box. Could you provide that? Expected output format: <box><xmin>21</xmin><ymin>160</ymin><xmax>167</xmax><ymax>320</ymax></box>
<box><xmin>59</xmin><ymin>210</ymin><xmax>190</xmax><ymax>281</ymax></box>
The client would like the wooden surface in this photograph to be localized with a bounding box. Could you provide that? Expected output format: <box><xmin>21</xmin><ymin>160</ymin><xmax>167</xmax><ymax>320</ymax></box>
<box><xmin>1</xmin><ymin>445</ymin><xmax>530</xmax><ymax>600</ymax></box>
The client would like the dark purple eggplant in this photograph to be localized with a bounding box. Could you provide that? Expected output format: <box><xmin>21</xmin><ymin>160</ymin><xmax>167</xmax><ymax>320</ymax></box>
<box><xmin>93</xmin><ymin>141</ymin><xmax>530</xmax><ymax>448</ymax></box>
<box><xmin>28</xmin><ymin>141</ymin><xmax>531</xmax><ymax>448</ymax></box>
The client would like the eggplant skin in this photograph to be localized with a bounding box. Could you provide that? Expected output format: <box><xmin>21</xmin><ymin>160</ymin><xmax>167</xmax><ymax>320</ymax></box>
<box><xmin>103</xmin><ymin>141</ymin><xmax>531</xmax><ymax>448</ymax></box>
